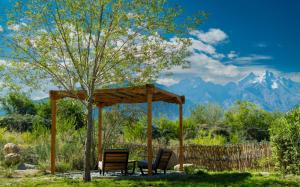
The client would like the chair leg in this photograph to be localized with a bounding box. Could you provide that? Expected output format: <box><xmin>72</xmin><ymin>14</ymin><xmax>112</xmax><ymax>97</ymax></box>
<box><xmin>139</xmin><ymin>167</ymin><xmax>144</xmax><ymax>175</ymax></box>
<box><xmin>99</xmin><ymin>170</ymin><xmax>102</xmax><ymax>175</ymax></box>
<box><xmin>103</xmin><ymin>170</ymin><xmax>105</xmax><ymax>176</ymax></box>
<box><xmin>164</xmin><ymin>169</ymin><xmax>166</xmax><ymax>174</ymax></box>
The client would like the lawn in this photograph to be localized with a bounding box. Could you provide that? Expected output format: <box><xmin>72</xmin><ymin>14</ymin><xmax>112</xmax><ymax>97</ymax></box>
<box><xmin>0</xmin><ymin>172</ymin><xmax>300</xmax><ymax>187</ymax></box>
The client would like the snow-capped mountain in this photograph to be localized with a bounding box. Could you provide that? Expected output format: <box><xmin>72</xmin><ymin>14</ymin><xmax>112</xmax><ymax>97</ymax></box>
<box><xmin>165</xmin><ymin>71</ymin><xmax>300</xmax><ymax>112</ymax></box>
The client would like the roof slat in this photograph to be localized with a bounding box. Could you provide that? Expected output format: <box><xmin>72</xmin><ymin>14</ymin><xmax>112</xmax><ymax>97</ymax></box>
<box><xmin>49</xmin><ymin>84</ymin><xmax>184</xmax><ymax>106</ymax></box>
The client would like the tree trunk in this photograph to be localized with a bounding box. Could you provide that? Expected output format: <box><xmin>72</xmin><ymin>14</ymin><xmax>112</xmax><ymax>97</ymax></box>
<box><xmin>83</xmin><ymin>98</ymin><xmax>94</xmax><ymax>182</ymax></box>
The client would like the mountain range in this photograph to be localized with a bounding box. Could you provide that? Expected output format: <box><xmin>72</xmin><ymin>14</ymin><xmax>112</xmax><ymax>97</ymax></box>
<box><xmin>157</xmin><ymin>70</ymin><xmax>300</xmax><ymax>118</ymax></box>
<box><xmin>1</xmin><ymin>71</ymin><xmax>299</xmax><ymax>118</ymax></box>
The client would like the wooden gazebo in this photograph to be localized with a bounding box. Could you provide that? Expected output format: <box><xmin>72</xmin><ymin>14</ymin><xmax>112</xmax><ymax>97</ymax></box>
<box><xmin>49</xmin><ymin>84</ymin><xmax>185</xmax><ymax>175</ymax></box>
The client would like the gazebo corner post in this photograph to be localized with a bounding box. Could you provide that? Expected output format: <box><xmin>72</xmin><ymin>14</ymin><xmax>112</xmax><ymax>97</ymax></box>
<box><xmin>179</xmin><ymin>97</ymin><xmax>184</xmax><ymax>171</ymax></box>
<box><xmin>146</xmin><ymin>85</ymin><xmax>154</xmax><ymax>176</ymax></box>
<box><xmin>97</xmin><ymin>103</ymin><xmax>104</xmax><ymax>162</ymax></box>
<box><xmin>50</xmin><ymin>91</ymin><xmax>57</xmax><ymax>175</ymax></box>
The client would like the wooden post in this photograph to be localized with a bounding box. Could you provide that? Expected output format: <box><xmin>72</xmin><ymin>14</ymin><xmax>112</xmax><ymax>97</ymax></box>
<box><xmin>179</xmin><ymin>103</ymin><xmax>184</xmax><ymax>171</ymax></box>
<box><xmin>147</xmin><ymin>86</ymin><xmax>153</xmax><ymax>175</ymax></box>
<box><xmin>97</xmin><ymin>104</ymin><xmax>103</xmax><ymax>162</ymax></box>
<box><xmin>50</xmin><ymin>96</ymin><xmax>57</xmax><ymax>174</ymax></box>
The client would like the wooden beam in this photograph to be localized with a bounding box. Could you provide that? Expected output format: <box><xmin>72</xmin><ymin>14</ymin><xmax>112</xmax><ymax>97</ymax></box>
<box><xmin>97</xmin><ymin>104</ymin><xmax>103</xmax><ymax>162</ymax></box>
<box><xmin>50</xmin><ymin>97</ymin><xmax>57</xmax><ymax>174</ymax></box>
<box><xmin>179</xmin><ymin>103</ymin><xmax>184</xmax><ymax>171</ymax></box>
<box><xmin>147</xmin><ymin>91</ymin><xmax>153</xmax><ymax>175</ymax></box>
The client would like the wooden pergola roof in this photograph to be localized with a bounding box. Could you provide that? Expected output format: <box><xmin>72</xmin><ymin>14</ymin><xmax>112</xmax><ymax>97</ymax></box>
<box><xmin>49</xmin><ymin>84</ymin><xmax>184</xmax><ymax>176</ymax></box>
<box><xmin>49</xmin><ymin>84</ymin><xmax>185</xmax><ymax>106</ymax></box>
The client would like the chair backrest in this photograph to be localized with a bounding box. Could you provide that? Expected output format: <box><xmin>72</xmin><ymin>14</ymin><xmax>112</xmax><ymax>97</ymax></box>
<box><xmin>154</xmin><ymin>149</ymin><xmax>173</xmax><ymax>170</ymax></box>
<box><xmin>103</xmin><ymin>149</ymin><xmax>129</xmax><ymax>171</ymax></box>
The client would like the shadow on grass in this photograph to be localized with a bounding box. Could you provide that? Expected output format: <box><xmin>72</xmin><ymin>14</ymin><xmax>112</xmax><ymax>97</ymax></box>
<box><xmin>110</xmin><ymin>172</ymin><xmax>298</xmax><ymax>186</ymax></box>
<box><xmin>112</xmin><ymin>171</ymin><xmax>253</xmax><ymax>185</ymax></box>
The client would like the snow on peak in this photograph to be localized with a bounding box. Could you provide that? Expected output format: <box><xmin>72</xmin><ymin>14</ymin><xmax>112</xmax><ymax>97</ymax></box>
<box><xmin>240</xmin><ymin>71</ymin><xmax>281</xmax><ymax>89</ymax></box>
<box><xmin>271</xmin><ymin>81</ymin><xmax>279</xmax><ymax>89</ymax></box>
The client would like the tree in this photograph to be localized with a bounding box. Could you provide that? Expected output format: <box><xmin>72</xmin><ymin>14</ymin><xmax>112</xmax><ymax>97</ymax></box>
<box><xmin>224</xmin><ymin>101</ymin><xmax>275</xmax><ymax>142</ymax></box>
<box><xmin>190</xmin><ymin>103</ymin><xmax>224</xmax><ymax>126</ymax></box>
<box><xmin>5</xmin><ymin>0</ymin><xmax>204</xmax><ymax>181</ymax></box>
<box><xmin>0</xmin><ymin>92</ymin><xmax>36</xmax><ymax>115</ymax></box>
<box><xmin>270</xmin><ymin>106</ymin><xmax>300</xmax><ymax>174</ymax></box>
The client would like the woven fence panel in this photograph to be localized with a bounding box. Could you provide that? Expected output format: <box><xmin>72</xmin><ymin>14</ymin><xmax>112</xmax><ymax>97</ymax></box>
<box><xmin>120</xmin><ymin>143</ymin><xmax>273</xmax><ymax>171</ymax></box>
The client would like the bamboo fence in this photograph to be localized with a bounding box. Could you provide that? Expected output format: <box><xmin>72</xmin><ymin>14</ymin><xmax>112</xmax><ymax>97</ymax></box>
<box><xmin>120</xmin><ymin>143</ymin><xmax>273</xmax><ymax>171</ymax></box>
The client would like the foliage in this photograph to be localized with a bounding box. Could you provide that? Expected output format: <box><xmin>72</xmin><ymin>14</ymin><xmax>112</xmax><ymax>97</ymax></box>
<box><xmin>190</xmin><ymin>103</ymin><xmax>224</xmax><ymax>126</ymax></box>
<box><xmin>56</xmin><ymin>117</ymin><xmax>86</xmax><ymax>170</ymax></box>
<box><xmin>124</xmin><ymin>115</ymin><xmax>147</xmax><ymax>144</ymax></box>
<box><xmin>155</xmin><ymin>117</ymin><xmax>177</xmax><ymax>145</ymax></box>
<box><xmin>0</xmin><ymin>114</ymin><xmax>36</xmax><ymax>132</ymax></box>
<box><xmin>225</xmin><ymin>101</ymin><xmax>277</xmax><ymax>142</ymax></box>
<box><xmin>0</xmin><ymin>92</ymin><xmax>36</xmax><ymax>115</ymax></box>
<box><xmin>56</xmin><ymin>162</ymin><xmax>72</xmax><ymax>173</ymax></box>
<box><xmin>191</xmin><ymin>130</ymin><xmax>227</xmax><ymax>145</ymax></box>
<box><xmin>57</xmin><ymin>99</ymin><xmax>86</xmax><ymax>129</ymax></box>
<box><xmin>270</xmin><ymin>106</ymin><xmax>300</xmax><ymax>175</ymax></box>
<box><xmin>35</xmin><ymin>102</ymin><xmax>52</xmax><ymax>129</ymax></box>
<box><xmin>183</xmin><ymin>118</ymin><xmax>200</xmax><ymax>140</ymax></box>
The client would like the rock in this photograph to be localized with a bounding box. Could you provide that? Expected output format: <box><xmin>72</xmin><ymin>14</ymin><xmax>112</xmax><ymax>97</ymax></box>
<box><xmin>17</xmin><ymin>163</ymin><xmax>37</xmax><ymax>170</ymax></box>
<box><xmin>5</xmin><ymin>153</ymin><xmax>21</xmax><ymax>165</ymax></box>
<box><xmin>174</xmin><ymin>163</ymin><xmax>194</xmax><ymax>171</ymax></box>
<box><xmin>3</xmin><ymin>143</ymin><xmax>20</xmax><ymax>155</ymax></box>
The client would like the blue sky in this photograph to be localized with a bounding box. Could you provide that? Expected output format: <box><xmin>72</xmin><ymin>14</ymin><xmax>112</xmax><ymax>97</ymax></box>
<box><xmin>178</xmin><ymin>0</ymin><xmax>300</xmax><ymax>72</ymax></box>
<box><xmin>156</xmin><ymin>0</ymin><xmax>300</xmax><ymax>85</ymax></box>
<box><xmin>1</xmin><ymin>0</ymin><xmax>300</xmax><ymax>87</ymax></box>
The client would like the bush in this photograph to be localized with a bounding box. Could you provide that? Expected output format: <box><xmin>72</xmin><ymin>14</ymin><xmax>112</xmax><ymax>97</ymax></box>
<box><xmin>225</xmin><ymin>101</ymin><xmax>276</xmax><ymax>142</ymax></box>
<box><xmin>0</xmin><ymin>92</ymin><xmax>36</xmax><ymax>115</ymax></box>
<box><xmin>56</xmin><ymin>162</ymin><xmax>72</xmax><ymax>173</ymax></box>
<box><xmin>191</xmin><ymin>130</ymin><xmax>227</xmax><ymax>145</ymax></box>
<box><xmin>0</xmin><ymin>114</ymin><xmax>36</xmax><ymax>132</ymax></box>
<box><xmin>270</xmin><ymin>107</ymin><xmax>300</xmax><ymax>174</ymax></box>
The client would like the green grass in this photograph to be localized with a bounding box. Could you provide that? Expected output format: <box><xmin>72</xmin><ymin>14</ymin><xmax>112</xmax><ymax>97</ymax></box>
<box><xmin>0</xmin><ymin>172</ymin><xmax>299</xmax><ymax>187</ymax></box>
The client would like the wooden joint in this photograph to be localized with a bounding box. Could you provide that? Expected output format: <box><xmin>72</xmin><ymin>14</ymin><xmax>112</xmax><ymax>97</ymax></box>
<box><xmin>49</xmin><ymin>91</ymin><xmax>58</xmax><ymax>100</ymax></box>
<box><xmin>146</xmin><ymin>84</ymin><xmax>155</xmax><ymax>94</ymax></box>
<box><xmin>180</xmin><ymin>96</ymin><xmax>185</xmax><ymax>104</ymax></box>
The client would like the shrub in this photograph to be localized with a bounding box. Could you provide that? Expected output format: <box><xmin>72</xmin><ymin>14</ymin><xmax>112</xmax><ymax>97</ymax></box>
<box><xmin>225</xmin><ymin>101</ymin><xmax>276</xmax><ymax>142</ymax></box>
<box><xmin>0</xmin><ymin>114</ymin><xmax>36</xmax><ymax>132</ymax></box>
<box><xmin>57</xmin><ymin>100</ymin><xmax>85</xmax><ymax>129</ymax></box>
<box><xmin>270</xmin><ymin>107</ymin><xmax>300</xmax><ymax>175</ymax></box>
<box><xmin>0</xmin><ymin>92</ymin><xmax>36</xmax><ymax>115</ymax></box>
<box><xmin>191</xmin><ymin>130</ymin><xmax>227</xmax><ymax>145</ymax></box>
<box><xmin>56</xmin><ymin>162</ymin><xmax>72</xmax><ymax>173</ymax></box>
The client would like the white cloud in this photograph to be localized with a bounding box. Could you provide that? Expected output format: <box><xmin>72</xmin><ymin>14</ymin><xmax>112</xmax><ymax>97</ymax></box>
<box><xmin>227</xmin><ymin>54</ymin><xmax>272</xmax><ymax>65</ymax></box>
<box><xmin>157</xmin><ymin>78</ymin><xmax>179</xmax><ymax>86</ymax></box>
<box><xmin>0</xmin><ymin>25</ymin><xmax>3</xmax><ymax>32</ymax></box>
<box><xmin>189</xmin><ymin>38</ymin><xmax>216</xmax><ymax>55</ymax></box>
<box><xmin>190</xmin><ymin>28</ymin><xmax>228</xmax><ymax>45</ymax></box>
<box><xmin>158</xmin><ymin>28</ymin><xmax>281</xmax><ymax>85</ymax></box>
<box><xmin>227</xmin><ymin>51</ymin><xmax>238</xmax><ymax>59</ymax></box>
